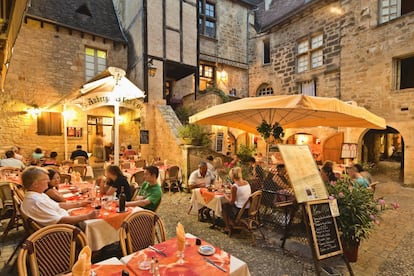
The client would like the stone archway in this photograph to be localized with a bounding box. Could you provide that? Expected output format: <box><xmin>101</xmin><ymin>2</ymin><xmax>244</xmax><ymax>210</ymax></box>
<box><xmin>361</xmin><ymin>126</ymin><xmax>404</xmax><ymax>179</ymax></box>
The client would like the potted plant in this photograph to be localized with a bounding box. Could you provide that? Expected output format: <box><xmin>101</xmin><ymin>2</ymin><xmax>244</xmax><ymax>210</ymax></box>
<box><xmin>256</xmin><ymin>119</ymin><xmax>284</xmax><ymax>142</ymax></box>
<box><xmin>326</xmin><ymin>176</ymin><xmax>379</xmax><ymax>262</ymax></box>
<box><xmin>178</xmin><ymin>124</ymin><xmax>211</xmax><ymax>147</ymax></box>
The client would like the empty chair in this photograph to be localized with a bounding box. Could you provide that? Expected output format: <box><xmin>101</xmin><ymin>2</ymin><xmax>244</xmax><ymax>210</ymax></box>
<box><xmin>59</xmin><ymin>173</ymin><xmax>72</xmax><ymax>184</ymax></box>
<box><xmin>17</xmin><ymin>224</ymin><xmax>88</xmax><ymax>276</ymax></box>
<box><xmin>73</xmin><ymin>156</ymin><xmax>88</xmax><ymax>164</ymax></box>
<box><xmin>135</xmin><ymin>160</ymin><xmax>146</xmax><ymax>168</ymax></box>
<box><xmin>119</xmin><ymin>210</ymin><xmax>166</xmax><ymax>256</ymax></box>
<box><xmin>229</xmin><ymin>190</ymin><xmax>265</xmax><ymax>245</ymax></box>
<box><xmin>68</xmin><ymin>165</ymin><xmax>87</xmax><ymax>178</ymax></box>
<box><xmin>163</xmin><ymin>166</ymin><xmax>182</xmax><ymax>193</ymax></box>
<box><xmin>0</xmin><ymin>182</ymin><xmax>18</xmax><ymax>240</ymax></box>
<box><xmin>121</xmin><ymin>162</ymin><xmax>131</xmax><ymax>170</ymax></box>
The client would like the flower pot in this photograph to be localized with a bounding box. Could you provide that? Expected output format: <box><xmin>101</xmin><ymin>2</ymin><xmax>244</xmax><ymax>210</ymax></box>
<box><xmin>180</xmin><ymin>138</ymin><xmax>193</xmax><ymax>145</ymax></box>
<box><xmin>342</xmin><ymin>242</ymin><xmax>359</xmax><ymax>262</ymax></box>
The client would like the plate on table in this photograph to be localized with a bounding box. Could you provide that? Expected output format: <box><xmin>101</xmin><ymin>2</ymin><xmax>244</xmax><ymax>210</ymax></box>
<box><xmin>198</xmin><ymin>245</ymin><xmax>216</xmax><ymax>256</ymax></box>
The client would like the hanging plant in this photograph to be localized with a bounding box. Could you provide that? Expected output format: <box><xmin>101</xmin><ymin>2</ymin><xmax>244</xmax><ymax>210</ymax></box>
<box><xmin>256</xmin><ymin>120</ymin><xmax>284</xmax><ymax>141</ymax></box>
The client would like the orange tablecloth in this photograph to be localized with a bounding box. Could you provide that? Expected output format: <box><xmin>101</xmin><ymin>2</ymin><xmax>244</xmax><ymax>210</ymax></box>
<box><xmin>200</xmin><ymin>188</ymin><xmax>224</xmax><ymax>204</ymax></box>
<box><xmin>66</xmin><ymin>264</ymin><xmax>136</xmax><ymax>276</ymax></box>
<box><xmin>70</xmin><ymin>205</ymin><xmax>132</xmax><ymax>230</ymax></box>
<box><xmin>126</xmin><ymin>238</ymin><xmax>230</xmax><ymax>275</ymax></box>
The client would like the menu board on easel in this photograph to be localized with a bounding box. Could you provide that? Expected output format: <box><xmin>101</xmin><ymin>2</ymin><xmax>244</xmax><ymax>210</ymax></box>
<box><xmin>277</xmin><ymin>144</ymin><xmax>328</xmax><ymax>203</ymax></box>
<box><xmin>306</xmin><ymin>199</ymin><xmax>343</xmax><ymax>259</ymax></box>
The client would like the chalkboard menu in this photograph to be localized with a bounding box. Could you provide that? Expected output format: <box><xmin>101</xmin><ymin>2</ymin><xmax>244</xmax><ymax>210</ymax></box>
<box><xmin>306</xmin><ymin>199</ymin><xmax>343</xmax><ymax>259</ymax></box>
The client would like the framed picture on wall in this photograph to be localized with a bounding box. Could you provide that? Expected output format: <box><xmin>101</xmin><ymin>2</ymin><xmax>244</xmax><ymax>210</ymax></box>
<box><xmin>67</xmin><ymin>127</ymin><xmax>83</xmax><ymax>139</ymax></box>
<box><xmin>341</xmin><ymin>143</ymin><xmax>357</xmax><ymax>159</ymax></box>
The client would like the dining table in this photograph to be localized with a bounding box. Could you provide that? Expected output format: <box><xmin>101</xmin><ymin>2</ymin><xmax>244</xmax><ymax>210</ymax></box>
<box><xmin>119</xmin><ymin>233</ymin><xmax>251</xmax><ymax>276</ymax></box>
<box><xmin>190</xmin><ymin>188</ymin><xmax>228</xmax><ymax>217</ymax></box>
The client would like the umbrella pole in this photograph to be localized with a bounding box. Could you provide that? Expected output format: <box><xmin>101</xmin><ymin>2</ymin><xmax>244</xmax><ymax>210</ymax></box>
<box><xmin>114</xmin><ymin>102</ymin><xmax>120</xmax><ymax>166</ymax></box>
<box><xmin>63</xmin><ymin>104</ymin><xmax>68</xmax><ymax>160</ymax></box>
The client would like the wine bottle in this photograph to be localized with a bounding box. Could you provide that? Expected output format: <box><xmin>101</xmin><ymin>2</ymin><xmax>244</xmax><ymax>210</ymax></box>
<box><xmin>119</xmin><ymin>186</ymin><xmax>126</xmax><ymax>212</ymax></box>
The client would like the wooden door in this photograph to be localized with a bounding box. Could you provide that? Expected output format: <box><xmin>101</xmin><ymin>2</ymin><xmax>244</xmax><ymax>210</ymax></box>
<box><xmin>323</xmin><ymin>132</ymin><xmax>344</xmax><ymax>163</ymax></box>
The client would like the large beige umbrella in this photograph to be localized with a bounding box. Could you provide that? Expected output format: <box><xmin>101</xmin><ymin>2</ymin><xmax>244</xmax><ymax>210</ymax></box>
<box><xmin>189</xmin><ymin>95</ymin><xmax>386</xmax><ymax>133</ymax></box>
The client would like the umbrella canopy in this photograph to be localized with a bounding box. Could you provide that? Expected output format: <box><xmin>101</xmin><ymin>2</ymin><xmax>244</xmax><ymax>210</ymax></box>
<box><xmin>189</xmin><ymin>95</ymin><xmax>386</xmax><ymax>134</ymax></box>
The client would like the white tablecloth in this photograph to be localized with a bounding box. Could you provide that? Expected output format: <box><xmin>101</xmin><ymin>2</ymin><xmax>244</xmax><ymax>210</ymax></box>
<box><xmin>190</xmin><ymin>188</ymin><xmax>227</xmax><ymax>217</ymax></box>
<box><xmin>119</xmin><ymin>233</ymin><xmax>250</xmax><ymax>276</ymax></box>
<box><xmin>79</xmin><ymin>207</ymin><xmax>143</xmax><ymax>251</ymax></box>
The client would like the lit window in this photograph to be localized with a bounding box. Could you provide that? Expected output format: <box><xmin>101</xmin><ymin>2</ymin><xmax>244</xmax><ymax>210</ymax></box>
<box><xmin>85</xmin><ymin>47</ymin><xmax>107</xmax><ymax>80</ymax></box>
<box><xmin>296</xmin><ymin>33</ymin><xmax>323</xmax><ymax>73</ymax></box>
<box><xmin>199</xmin><ymin>64</ymin><xmax>215</xmax><ymax>90</ymax></box>
<box><xmin>256</xmin><ymin>83</ymin><xmax>274</xmax><ymax>96</ymax></box>
<box><xmin>199</xmin><ymin>1</ymin><xmax>216</xmax><ymax>38</ymax></box>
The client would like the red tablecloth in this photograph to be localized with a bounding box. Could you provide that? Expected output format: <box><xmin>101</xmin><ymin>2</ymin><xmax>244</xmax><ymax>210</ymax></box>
<box><xmin>126</xmin><ymin>237</ymin><xmax>230</xmax><ymax>275</ymax></box>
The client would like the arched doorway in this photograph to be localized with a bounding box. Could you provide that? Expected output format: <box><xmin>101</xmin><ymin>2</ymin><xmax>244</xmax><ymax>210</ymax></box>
<box><xmin>362</xmin><ymin>126</ymin><xmax>404</xmax><ymax>178</ymax></box>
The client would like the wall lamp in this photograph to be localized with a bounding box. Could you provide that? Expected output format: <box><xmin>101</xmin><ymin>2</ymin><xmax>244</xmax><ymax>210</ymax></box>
<box><xmin>148</xmin><ymin>59</ymin><xmax>157</xmax><ymax>77</ymax></box>
<box><xmin>28</xmin><ymin>105</ymin><xmax>41</xmax><ymax>117</ymax></box>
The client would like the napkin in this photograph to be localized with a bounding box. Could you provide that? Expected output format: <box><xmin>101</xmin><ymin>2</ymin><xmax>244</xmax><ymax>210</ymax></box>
<box><xmin>72</xmin><ymin>246</ymin><xmax>92</xmax><ymax>276</ymax></box>
<box><xmin>176</xmin><ymin>222</ymin><xmax>186</xmax><ymax>252</ymax></box>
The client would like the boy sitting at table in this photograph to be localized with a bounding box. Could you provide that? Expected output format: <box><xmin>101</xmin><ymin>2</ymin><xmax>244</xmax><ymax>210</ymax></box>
<box><xmin>124</xmin><ymin>166</ymin><xmax>162</xmax><ymax>211</ymax></box>
<box><xmin>21</xmin><ymin>167</ymin><xmax>99</xmax><ymax>226</ymax></box>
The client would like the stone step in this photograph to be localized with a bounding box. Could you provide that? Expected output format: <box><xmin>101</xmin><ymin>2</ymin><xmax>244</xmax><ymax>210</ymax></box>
<box><xmin>157</xmin><ymin>105</ymin><xmax>182</xmax><ymax>144</ymax></box>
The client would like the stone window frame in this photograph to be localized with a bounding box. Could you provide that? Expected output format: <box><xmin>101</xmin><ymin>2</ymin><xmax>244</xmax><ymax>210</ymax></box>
<box><xmin>85</xmin><ymin>46</ymin><xmax>107</xmax><ymax>81</ymax></box>
<box><xmin>296</xmin><ymin>33</ymin><xmax>324</xmax><ymax>73</ymax></box>
<box><xmin>394</xmin><ymin>55</ymin><xmax>414</xmax><ymax>90</ymax></box>
<box><xmin>256</xmin><ymin>83</ymin><xmax>274</xmax><ymax>97</ymax></box>
<box><xmin>378</xmin><ymin>0</ymin><xmax>414</xmax><ymax>24</ymax></box>
<box><xmin>199</xmin><ymin>0</ymin><xmax>217</xmax><ymax>38</ymax></box>
<box><xmin>262</xmin><ymin>39</ymin><xmax>271</xmax><ymax>65</ymax></box>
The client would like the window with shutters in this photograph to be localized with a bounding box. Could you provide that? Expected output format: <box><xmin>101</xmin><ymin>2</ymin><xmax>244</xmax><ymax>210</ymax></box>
<box><xmin>85</xmin><ymin>47</ymin><xmax>107</xmax><ymax>81</ymax></box>
<box><xmin>37</xmin><ymin>112</ymin><xmax>62</xmax><ymax>136</ymax></box>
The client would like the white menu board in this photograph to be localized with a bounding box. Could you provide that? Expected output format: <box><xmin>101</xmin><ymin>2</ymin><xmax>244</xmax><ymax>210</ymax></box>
<box><xmin>278</xmin><ymin>144</ymin><xmax>328</xmax><ymax>203</ymax></box>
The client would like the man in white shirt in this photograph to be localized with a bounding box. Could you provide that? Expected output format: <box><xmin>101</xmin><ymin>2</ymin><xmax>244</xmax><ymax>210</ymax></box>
<box><xmin>188</xmin><ymin>162</ymin><xmax>215</xmax><ymax>189</ymax></box>
<box><xmin>0</xmin><ymin>151</ymin><xmax>25</xmax><ymax>169</ymax></box>
<box><xmin>21</xmin><ymin>167</ymin><xmax>98</xmax><ymax>226</ymax></box>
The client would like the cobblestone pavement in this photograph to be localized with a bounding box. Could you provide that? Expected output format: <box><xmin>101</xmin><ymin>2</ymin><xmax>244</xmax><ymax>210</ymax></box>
<box><xmin>1</xmin><ymin>169</ymin><xmax>413</xmax><ymax>276</ymax></box>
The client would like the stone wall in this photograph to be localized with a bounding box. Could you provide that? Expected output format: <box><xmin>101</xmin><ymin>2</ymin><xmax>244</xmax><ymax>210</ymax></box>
<box><xmin>249</xmin><ymin>1</ymin><xmax>343</xmax><ymax>97</ymax></box>
<box><xmin>0</xmin><ymin>18</ymin><xmax>127</xmax><ymax>161</ymax></box>
<box><xmin>339</xmin><ymin>0</ymin><xmax>414</xmax><ymax>184</ymax></box>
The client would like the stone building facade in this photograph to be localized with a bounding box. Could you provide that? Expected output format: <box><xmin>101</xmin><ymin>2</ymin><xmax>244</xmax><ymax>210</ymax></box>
<box><xmin>0</xmin><ymin>0</ymin><xmax>129</xmax><ymax>162</ymax></box>
<box><xmin>249</xmin><ymin>0</ymin><xmax>414</xmax><ymax>184</ymax></box>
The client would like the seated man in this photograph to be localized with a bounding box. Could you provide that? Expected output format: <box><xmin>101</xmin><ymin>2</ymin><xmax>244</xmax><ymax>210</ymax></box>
<box><xmin>347</xmin><ymin>165</ymin><xmax>369</xmax><ymax>188</ymax></box>
<box><xmin>0</xmin><ymin>150</ymin><xmax>25</xmax><ymax>169</ymax></box>
<box><xmin>21</xmin><ymin>167</ymin><xmax>98</xmax><ymax>226</ymax></box>
<box><xmin>125</xmin><ymin>166</ymin><xmax>162</xmax><ymax>211</ymax></box>
<box><xmin>70</xmin><ymin>145</ymin><xmax>89</xmax><ymax>160</ymax></box>
<box><xmin>188</xmin><ymin>162</ymin><xmax>215</xmax><ymax>189</ymax></box>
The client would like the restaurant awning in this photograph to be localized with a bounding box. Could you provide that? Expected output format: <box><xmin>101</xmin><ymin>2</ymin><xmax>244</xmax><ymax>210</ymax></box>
<box><xmin>189</xmin><ymin>95</ymin><xmax>386</xmax><ymax>134</ymax></box>
<box><xmin>55</xmin><ymin>67</ymin><xmax>145</xmax><ymax>164</ymax></box>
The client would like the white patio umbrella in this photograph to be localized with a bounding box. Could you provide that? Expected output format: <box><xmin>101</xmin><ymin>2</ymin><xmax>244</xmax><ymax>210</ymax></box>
<box><xmin>63</xmin><ymin>67</ymin><xmax>145</xmax><ymax>165</ymax></box>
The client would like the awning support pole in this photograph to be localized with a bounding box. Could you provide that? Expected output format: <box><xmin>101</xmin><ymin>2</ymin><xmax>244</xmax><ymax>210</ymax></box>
<box><xmin>114</xmin><ymin>102</ymin><xmax>120</xmax><ymax>166</ymax></box>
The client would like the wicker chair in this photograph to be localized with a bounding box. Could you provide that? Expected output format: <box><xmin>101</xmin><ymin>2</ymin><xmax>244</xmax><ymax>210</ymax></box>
<box><xmin>162</xmin><ymin>166</ymin><xmax>182</xmax><ymax>193</ymax></box>
<box><xmin>121</xmin><ymin>162</ymin><xmax>131</xmax><ymax>170</ymax></box>
<box><xmin>0</xmin><ymin>182</ymin><xmax>21</xmax><ymax>241</ymax></box>
<box><xmin>130</xmin><ymin>171</ymin><xmax>145</xmax><ymax>188</ymax></box>
<box><xmin>17</xmin><ymin>224</ymin><xmax>88</xmax><ymax>276</ymax></box>
<box><xmin>119</xmin><ymin>210</ymin><xmax>166</xmax><ymax>256</ymax></box>
<box><xmin>68</xmin><ymin>165</ymin><xmax>87</xmax><ymax>178</ymax></box>
<box><xmin>60</xmin><ymin>173</ymin><xmax>72</xmax><ymax>184</ymax></box>
<box><xmin>230</xmin><ymin>190</ymin><xmax>265</xmax><ymax>245</ymax></box>
<box><xmin>73</xmin><ymin>156</ymin><xmax>88</xmax><ymax>164</ymax></box>
<box><xmin>135</xmin><ymin>160</ymin><xmax>146</xmax><ymax>168</ymax></box>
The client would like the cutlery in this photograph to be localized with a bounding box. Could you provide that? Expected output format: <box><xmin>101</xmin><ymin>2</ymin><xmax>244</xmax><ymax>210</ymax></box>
<box><xmin>148</xmin><ymin>245</ymin><xmax>167</xmax><ymax>257</ymax></box>
<box><xmin>204</xmin><ymin>257</ymin><xmax>227</xmax><ymax>272</ymax></box>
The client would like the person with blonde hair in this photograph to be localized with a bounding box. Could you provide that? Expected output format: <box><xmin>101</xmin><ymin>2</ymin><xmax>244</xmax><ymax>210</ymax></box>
<box><xmin>221</xmin><ymin>167</ymin><xmax>251</xmax><ymax>234</ymax></box>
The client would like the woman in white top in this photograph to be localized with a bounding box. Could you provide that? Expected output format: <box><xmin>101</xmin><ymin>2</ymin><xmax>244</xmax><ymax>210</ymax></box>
<box><xmin>222</xmin><ymin>167</ymin><xmax>251</xmax><ymax>234</ymax></box>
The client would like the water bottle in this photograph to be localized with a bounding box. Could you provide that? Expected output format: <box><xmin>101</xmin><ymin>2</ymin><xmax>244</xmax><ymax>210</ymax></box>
<box><xmin>119</xmin><ymin>186</ymin><xmax>126</xmax><ymax>212</ymax></box>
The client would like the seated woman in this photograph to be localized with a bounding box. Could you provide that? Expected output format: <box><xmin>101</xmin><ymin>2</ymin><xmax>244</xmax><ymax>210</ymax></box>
<box><xmin>99</xmin><ymin>165</ymin><xmax>132</xmax><ymax>201</ymax></box>
<box><xmin>43</xmin><ymin>151</ymin><xmax>58</xmax><ymax>166</ymax></box>
<box><xmin>221</xmin><ymin>167</ymin><xmax>252</xmax><ymax>234</ymax></box>
<box><xmin>45</xmin><ymin>169</ymin><xmax>66</xmax><ymax>202</ymax></box>
<box><xmin>321</xmin><ymin>161</ymin><xmax>337</xmax><ymax>184</ymax></box>
<box><xmin>31</xmin><ymin>147</ymin><xmax>44</xmax><ymax>165</ymax></box>
<box><xmin>347</xmin><ymin>165</ymin><xmax>370</xmax><ymax>188</ymax></box>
